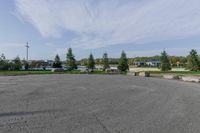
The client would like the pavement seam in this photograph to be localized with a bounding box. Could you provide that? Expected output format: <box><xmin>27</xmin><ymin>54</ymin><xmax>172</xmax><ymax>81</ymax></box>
<box><xmin>93</xmin><ymin>114</ymin><xmax>111</xmax><ymax>133</ymax></box>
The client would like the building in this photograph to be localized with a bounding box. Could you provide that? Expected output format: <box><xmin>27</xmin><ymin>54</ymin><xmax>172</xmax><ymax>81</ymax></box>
<box><xmin>46</xmin><ymin>60</ymin><xmax>54</xmax><ymax>66</ymax></box>
<box><xmin>146</xmin><ymin>61</ymin><xmax>160</xmax><ymax>67</ymax></box>
<box><xmin>134</xmin><ymin>61</ymin><xmax>145</xmax><ymax>67</ymax></box>
<box><xmin>95</xmin><ymin>65</ymin><xmax>104</xmax><ymax>71</ymax></box>
<box><xmin>105</xmin><ymin>67</ymin><xmax>120</xmax><ymax>73</ymax></box>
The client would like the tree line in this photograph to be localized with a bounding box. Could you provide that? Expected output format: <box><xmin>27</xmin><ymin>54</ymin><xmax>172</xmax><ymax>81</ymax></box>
<box><xmin>36</xmin><ymin>48</ymin><xmax>200</xmax><ymax>72</ymax></box>
<box><xmin>52</xmin><ymin>48</ymin><xmax>129</xmax><ymax>72</ymax></box>
<box><xmin>0</xmin><ymin>48</ymin><xmax>200</xmax><ymax>72</ymax></box>
<box><xmin>0</xmin><ymin>54</ymin><xmax>23</xmax><ymax>70</ymax></box>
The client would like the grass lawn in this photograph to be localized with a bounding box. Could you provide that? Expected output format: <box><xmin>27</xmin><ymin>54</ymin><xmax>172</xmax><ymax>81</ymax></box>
<box><xmin>0</xmin><ymin>70</ymin><xmax>109</xmax><ymax>76</ymax></box>
<box><xmin>0</xmin><ymin>70</ymin><xmax>53</xmax><ymax>76</ymax></box>
<box><xmin>1</xmin><ymin>70</ymin><xmax>199</xmax><ymax>77</ymax></box>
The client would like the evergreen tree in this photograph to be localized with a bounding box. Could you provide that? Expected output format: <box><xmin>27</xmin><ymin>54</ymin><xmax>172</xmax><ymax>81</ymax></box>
<box><xmin>0</xmin><ymin>54</ymin><xmax>5</xmax><ymax>60</ymax></box>
<box><xmin>0</xmin><ymin>54</ymin><xmax>7</xmax><ymax>70</ymax></box>
<box><xmin>53</xmin><ymin>54</ymin><xmax>62</xmax><ymax>68</ymax></box>
<box><xmin>13</xmin><ymin>56</ymin><xmax>22</xmax><ymax>70</ymax></box>
<box><xmin>160</xmin><ymin>50</ymin><xmax>171</xmax><ymax>71</ymax></box>
<box><xmin>102</xmin><ymin>53</ymin><xmax>110</xmax><ymax>71</ymax></box>
<box><xmin>118</xmin><ymin>51</ymin><xmax>129</xmax><ymax>72</ymax></box>
<box><xmin>87</xmin><ymin>54</ymin><xmax>95</xmax><ymax>71</ymax></box>
<box><xmin>187</xmin><ymin>49</ymin><xmax>200</xmax><ymax>71</ymax></box>
<box><xmin>66</xmin><ymin>48</ymin><xmax>77</xmax><ymax>70</ymax></box>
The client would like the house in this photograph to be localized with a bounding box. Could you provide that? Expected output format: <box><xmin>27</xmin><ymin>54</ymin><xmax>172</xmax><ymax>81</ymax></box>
<box><xmin>146</xmin><ymin>61</ymin><xmax>160</xmax><ymax>67</ymax></box>
<box><xmin>95</xmin><ymin>65</ymin><xmax>104</xmax><ymax>71</ymax></box>
<box><xmin>134</xmin><ymin>61</ymin><xmax>145</xmax><ymax>67</ymax></box>
<box><xmin>46</xmin><ymin>60</ymin><xmax>54</xmax><ymax>66</ymax></box>
<box><xmin>78</xmin><ymin>66</ymin><xmax>88</xmax><ymax>72</ymax></box>
<box><xmin>105</xmin><ymin>67</ymin><xmax>120</xmax><ymax>73</ymax></box>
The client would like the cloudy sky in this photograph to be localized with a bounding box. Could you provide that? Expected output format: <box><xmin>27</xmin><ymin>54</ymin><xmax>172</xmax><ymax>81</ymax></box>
<box><xmin>1</xmin><ymin>0</ymin><xmax>200</xmax><ymax>60</ymax></box>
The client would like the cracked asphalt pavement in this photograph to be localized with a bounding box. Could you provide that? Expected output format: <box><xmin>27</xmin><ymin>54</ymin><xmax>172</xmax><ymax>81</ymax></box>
<box><xmin>0</xmin><ymin>74</ymin><xmax>200</xmax><ymax>133</ymax></box>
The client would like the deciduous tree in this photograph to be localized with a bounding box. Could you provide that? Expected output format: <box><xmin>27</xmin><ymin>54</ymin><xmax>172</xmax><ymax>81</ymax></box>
<box><xmin>13</xmin><ymin>56</ymin><xmax>22</xmax><ymax>70</ymax></box>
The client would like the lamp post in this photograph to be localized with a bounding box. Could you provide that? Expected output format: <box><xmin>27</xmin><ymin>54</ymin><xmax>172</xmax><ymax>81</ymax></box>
<box><xmin>25</xmin><ymin>42</ymin><xmax>30</xmax><ymax>61</ymax></box>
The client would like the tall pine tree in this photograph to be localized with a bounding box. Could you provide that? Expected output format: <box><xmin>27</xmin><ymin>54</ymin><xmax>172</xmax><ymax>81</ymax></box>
<box><xmin>187</xmin><ymin>49</ymin><xmax>200</xmax><ymax>71</ymax></box>
<box><xmin>87</xmin><ymin>54</ymin><xmax>95</xmax><ymax>71</ymax></box>
<box><xmin>66</xmin><ymin>48</ymin><xmax>77</xmax><ymax>70</ymax></box>
<box><xmin>102</xmin><ymin>53</ymin><xmax>110</xmax><ymax>71</ymax></box>
<box><xmin>53</xmin><ymin>54</ymin><xmax>62</xmax><ymax>68</ymax></box>
<box><xmin>160</xmin><ymin>50</ymin><xmax>171</xmax><ymax>71</ymax></box>
<box><xmin>0</xmin><ymin>54</ymin><xmax>6</xmax><ymax>70</ymax></box>
<box><xmin>118</xmin><ymin>51</ymin><xmax>129</xmax><ymax>72</ymax></box>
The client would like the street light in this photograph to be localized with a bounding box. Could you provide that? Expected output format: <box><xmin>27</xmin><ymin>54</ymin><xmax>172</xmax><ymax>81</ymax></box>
<box><xmin>25</xmin><ymin>42</ymin><xmax>30</xmax><ymax>61</ymax></box>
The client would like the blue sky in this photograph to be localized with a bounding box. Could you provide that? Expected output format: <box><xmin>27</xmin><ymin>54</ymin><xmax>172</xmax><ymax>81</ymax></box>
<box><xmin>1</xmin><ymin>0</ymin><xmax>200</xmax><ymax>60</ymax></box>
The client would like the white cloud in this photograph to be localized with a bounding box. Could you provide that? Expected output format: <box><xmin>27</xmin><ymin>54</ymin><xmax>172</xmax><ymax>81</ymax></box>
<box><xmin>15</xmin><ymin>0</ymin><xmax>200</xmax><ymax>49</ymax></box>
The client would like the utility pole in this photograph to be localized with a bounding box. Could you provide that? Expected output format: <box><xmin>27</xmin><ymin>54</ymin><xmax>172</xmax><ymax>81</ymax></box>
<box><xmin>25</xmin><ymin>42</ymin><xmax>30</xmax><ymax>61</ymax></box>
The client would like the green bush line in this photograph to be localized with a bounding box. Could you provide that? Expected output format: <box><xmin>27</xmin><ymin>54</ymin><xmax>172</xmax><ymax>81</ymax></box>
<box><xmin>0</xmin><ymin>70</ymin><xmax>126</xmax><ymax>76</ymax></box>
<box><xmin>1</xmin><ymin>70</ymin><xmax>199</xmax><ymax>76</ymax></box>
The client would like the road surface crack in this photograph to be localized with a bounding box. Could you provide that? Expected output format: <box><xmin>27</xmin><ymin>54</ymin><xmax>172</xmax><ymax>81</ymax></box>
<box><xmin>94</xmin><ymin>114</ymin><xmax>111</xmax><ymax>133</ymax></box>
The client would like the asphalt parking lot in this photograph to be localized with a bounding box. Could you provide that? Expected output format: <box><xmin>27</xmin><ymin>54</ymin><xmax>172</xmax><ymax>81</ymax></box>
<box><xmin>0</xmin><ymin>74</ymin><xmax>200</xmax><ymax>133</ymax></box>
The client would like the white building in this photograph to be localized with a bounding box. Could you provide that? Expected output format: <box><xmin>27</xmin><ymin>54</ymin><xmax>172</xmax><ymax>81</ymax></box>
<box><xmin>146</xmin><ymin>61</ymin><xmax>160</xmax><ymax>67</ymax></box>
